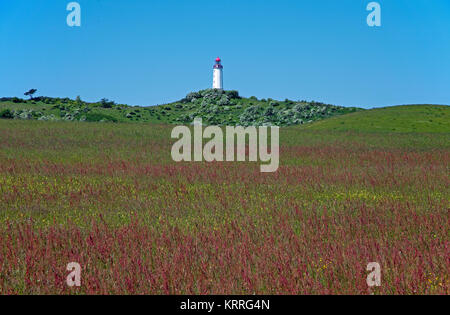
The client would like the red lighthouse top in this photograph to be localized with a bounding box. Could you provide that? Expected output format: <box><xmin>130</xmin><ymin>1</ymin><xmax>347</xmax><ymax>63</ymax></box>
<box><xmin>213</xmin><ymin>57</ymin><xmax>223</xmax><ymax>69</ymax></box>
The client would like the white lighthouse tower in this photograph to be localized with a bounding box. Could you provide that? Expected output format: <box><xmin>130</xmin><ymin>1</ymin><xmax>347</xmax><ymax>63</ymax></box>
<box><xmin>212</xmin><ymin>57</ymin><xmax>223</xmax><ymax>90</ymax></box>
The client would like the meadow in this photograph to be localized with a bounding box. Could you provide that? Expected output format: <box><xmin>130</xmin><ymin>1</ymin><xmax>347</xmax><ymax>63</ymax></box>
<box><xmin>0</xmin><ymin>118</ymin><xmax>448</xmax><ymax>294</ymax></box>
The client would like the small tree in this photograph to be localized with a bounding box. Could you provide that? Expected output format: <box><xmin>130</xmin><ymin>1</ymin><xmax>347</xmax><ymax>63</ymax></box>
<box><xmin>24</xmin><ymin>89</ymin><xmax>37</xmax><ymax>100</ymax></box>
<box><xmin>100</xmin><ymin>98</ymin><xmax>115</xmax><ymax>108</ymax></box>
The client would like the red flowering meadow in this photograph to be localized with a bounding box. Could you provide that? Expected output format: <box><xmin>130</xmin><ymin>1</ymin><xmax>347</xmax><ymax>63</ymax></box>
<box><xmin>0</xmin><ymin>120</ymin><xmax>448</xmax><ymax>294</ymax></box>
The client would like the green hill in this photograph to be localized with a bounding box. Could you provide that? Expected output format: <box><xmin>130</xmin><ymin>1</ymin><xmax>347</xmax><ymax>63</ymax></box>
<box><xmin>0</xmin><ymin>90</ymin><xmax>361</xmax><ymax>127</ymax></box>
<box><xmin>301</xmin><ymin>105</ymin><xmax>450</xmax><ymax>133</ymax></box>
<box><xmin>2</xmin><ymin>93</ymin><xmax>448</xmax><ymax>132</ymax></box>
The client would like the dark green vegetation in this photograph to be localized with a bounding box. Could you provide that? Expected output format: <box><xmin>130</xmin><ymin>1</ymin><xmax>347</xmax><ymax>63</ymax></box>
<box><xmin>304</xmin><ymin>105</ymin><xmax>450</xmax><ymax>133</ymax></box>
<box><xmin>160</xmin><ymin>89</ymin><xmax>361</xmax><ymax>126</ymax></box>
<box><xmin>0</xmin><ymin>89</ymin><xmax>361</xmax><ymax>126</ymax></box>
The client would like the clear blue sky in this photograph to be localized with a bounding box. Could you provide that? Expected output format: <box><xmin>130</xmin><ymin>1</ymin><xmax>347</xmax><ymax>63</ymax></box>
<box><xmin>0</xmin><ymin>0</ymin><xmax>449</xmax><ymax>108</ymax></box>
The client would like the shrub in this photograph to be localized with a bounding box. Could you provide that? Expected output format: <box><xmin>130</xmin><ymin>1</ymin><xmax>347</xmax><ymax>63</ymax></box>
<box><xmin>100</xmin><ymin>98</ymin><xmax>115</xmax><ymax>108</ymax></box>
<box><xmin>0</xmin><ymin>109</ymin><xmax>13</xmax><ymax>119</ymax></box>
<box><xmin>270</xmin><ymin>101</ymin><xmax>280</xmax><ymax>107</ymax></box>
<box><xmin>217</xmin><ymin>95</ymin><xmax>230</xmax><ymax>106</ymax></box>
<box><xmin>225</xmin><ymin>90</ymin><xmax>240</xmax><ymax>99</ymax></box>
<box><xmin>264</xmin><ymin>107</ymin><xmax>275</xmax><ymax>117</ymax></box>
<box><xmin>183</xmin><ymin>92</ymin><xmax>202</xmax><ymax>103</ymax></box>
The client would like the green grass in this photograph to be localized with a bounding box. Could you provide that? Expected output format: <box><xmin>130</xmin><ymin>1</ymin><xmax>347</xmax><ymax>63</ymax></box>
<box><xmin>302</xmin><ymin>105</ymin><xmax>450</xmax><ymax>133</ymax></box>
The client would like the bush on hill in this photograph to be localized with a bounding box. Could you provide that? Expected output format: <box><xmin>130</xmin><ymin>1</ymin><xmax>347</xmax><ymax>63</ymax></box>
<box><xmin>0</xmin><ymin>109</ymin><xmax>14</xmax><ymax>119</ymax></box>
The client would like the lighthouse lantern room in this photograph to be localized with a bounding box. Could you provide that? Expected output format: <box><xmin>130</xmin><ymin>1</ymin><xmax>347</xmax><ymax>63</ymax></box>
<box><xmin>213</xmin><ymin>57</ymin><xmax>223</xmax><ymax>90</ymax></box>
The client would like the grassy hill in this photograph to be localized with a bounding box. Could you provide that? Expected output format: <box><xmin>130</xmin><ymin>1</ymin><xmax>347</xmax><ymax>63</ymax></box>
<box><xmin>2</xmin><ymin>93</ymin><xmax>448</xmax><ymax>132</ymax></box>
<box><xmin>302</xmin><ymin>105</ymin><xmax>450</xmax><ymax>133</ymax></box>
<box><xmin>0</xmin><ymin>90</ymin><xmax>361</xmax><ymax>127</ymax></box>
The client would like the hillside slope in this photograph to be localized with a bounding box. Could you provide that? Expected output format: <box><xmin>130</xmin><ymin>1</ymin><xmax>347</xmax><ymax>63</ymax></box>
<box><xmin>0</xmin><ymin>90</ymin><xmax>361</xmax><ymax>127</ymax></box>
<box><xmin>301</xmin><ymin>105</ymin><xmax>450</xmax><ymax>133</ymax></box>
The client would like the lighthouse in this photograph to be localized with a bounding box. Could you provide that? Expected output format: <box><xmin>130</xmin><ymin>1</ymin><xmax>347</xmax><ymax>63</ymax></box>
<box><xmin>213</xmin><ymin>57</ymin><xmax>223</xmax><ymax>90</ymax></box>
